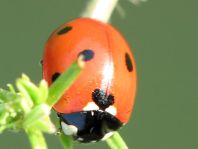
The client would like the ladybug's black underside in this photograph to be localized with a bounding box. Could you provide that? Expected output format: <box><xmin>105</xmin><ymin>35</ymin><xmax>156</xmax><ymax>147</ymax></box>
<box><xmin>58</xmin><ymin>110</ymin><xmax>122</xmax><ymax>142</ymax></box>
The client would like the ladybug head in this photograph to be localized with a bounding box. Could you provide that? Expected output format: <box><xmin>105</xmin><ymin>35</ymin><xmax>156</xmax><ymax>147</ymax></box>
<box><xmin>58</xmin><ymin>110</ymin><xmax>122</xmax><ymax>142</ymax></box>
<box><xmin>57</xmin><ymin>88</ymin><xmax>123</xmax><ymax>142</ymax></box>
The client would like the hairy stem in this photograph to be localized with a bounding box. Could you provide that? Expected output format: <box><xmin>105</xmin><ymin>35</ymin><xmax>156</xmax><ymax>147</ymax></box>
<box><xmin>26</xmin><ymin>129</ymin><xmax>47</xmax><ymax>149</ymax></box>
<box><xmin>106</xmin><ymin>132</ymin><xmax>129</xmax><ymax>149</ymax></box>
<box><xmin>81</xmin><ymin>0</ymin><xmax>119</xmax><ymax>23</ymax></box>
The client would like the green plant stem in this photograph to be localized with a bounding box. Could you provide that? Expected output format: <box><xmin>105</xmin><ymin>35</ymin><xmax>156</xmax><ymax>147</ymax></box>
<box><xmin>81</xmin><ymin>0</ymin><xmax>119</xmax><ymax>23</ymax></box>
<box><xmin>59</xmin><ymin>133</ymin><xmax>73</xmax><ymax>149</ymax></box>
<box><xmin>46</xmin><ymin>62</ymin><xmax>81</xmax><ymax>107</ymax></box>
<box><xmin>26</xmin><ymin>129</ymin><xmax>47</xmax><ymax>149</ymax></box>
<box><xmin>106</xmin><ymin>132</ymin><xmax>129</xmax><ymax>149</ymax></box>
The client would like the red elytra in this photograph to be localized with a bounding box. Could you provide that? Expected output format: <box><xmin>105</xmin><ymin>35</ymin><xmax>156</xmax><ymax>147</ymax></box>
<box><xmin>42</xmin><ymin>18</ymin><xmax>137</xmax><ymax>124</ymax></box>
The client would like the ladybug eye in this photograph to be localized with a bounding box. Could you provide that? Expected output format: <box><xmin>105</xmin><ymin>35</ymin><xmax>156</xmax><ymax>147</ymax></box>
<box><xmin>51</xmin><ymin>72</ymin><xmax>61</xmax><ymax>82</ymax></box>
<box><xmin>125</xmin><ymin>53</ymin><xmax>133</xmax><ymax>72</ymax></box>
<box><xmin>78</xmin><ymin>49</ymin><xmax>94</xmax><ymax>61</ymax></box>
<box><xmin>57</xmin><ymin>26</ymin><xmax>72</xmax><ymax>35</ymax></box>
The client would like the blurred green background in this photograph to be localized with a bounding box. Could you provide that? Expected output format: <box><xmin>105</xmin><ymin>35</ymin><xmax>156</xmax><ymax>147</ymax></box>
<box><xmin>0</xmin><ymin>0</ymin><xmax>197</xmax><ymax>149</ymax></box>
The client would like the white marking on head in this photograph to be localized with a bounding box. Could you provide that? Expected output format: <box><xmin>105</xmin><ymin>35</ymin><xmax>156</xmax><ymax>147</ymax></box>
<box><xmin>105</xmin><ymin>106</ymin><xmax>117</xmax><ymax>116</ymax></box>
<box><xmin>83</xmin><ymin>102</ymin><xmax>99</xmax><ymax>111</ymax></box>
<box><xmin>102</xmin><ymin>132</ymin><xmax>114</xmax><ymax>141</ymax></box>
<box><xmin>61</xmin><ymin>122</ymin><xmax>78</xmax><ymax>135</ymax></box>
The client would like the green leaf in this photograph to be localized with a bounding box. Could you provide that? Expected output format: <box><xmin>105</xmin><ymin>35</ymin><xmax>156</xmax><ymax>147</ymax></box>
<box><xmin>38</xmin><ymin>80</ymin><xmax>48</xmax><ymax>103</ymax></box>
<box><xmin>23</xmin><ymin>104</ymin><xmax>51</xmax><ymax>130</ymax></box>
<box><xmin>16</xmin><ymin>74</ymin><xmax>42</xmax><ymax>105</ymax></box>
<box><xmin>0</xmin><ymin>88</ymin><xmax>19</xmax><ymax>102</ymax></box>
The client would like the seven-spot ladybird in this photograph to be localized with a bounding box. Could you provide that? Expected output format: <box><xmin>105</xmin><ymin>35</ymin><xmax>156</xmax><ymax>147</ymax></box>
<box><xmin>42</xmin><ymin>18</ymin><xmax>137</xmax><ymax>142</ymax></box>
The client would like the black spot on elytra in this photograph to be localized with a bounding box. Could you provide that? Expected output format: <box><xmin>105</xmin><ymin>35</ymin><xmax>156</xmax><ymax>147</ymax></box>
<box><xmin>78</xmin><ymin>49</ymin><xmax>94</xmax><ymax>61</ymax></box>
<box><xmin>92</xmin><ymin>89</ymin><xmax>114</xmax><ymax>110</ymax></box>
<box><xmin>52</xmin><ymin>72</ymin><xmax>61</xmax><ymax>82</ymax></box>
<box><xmin>57</xmin><ymin>26</ymin><xmax>72</xmax><ymax>35</ymax></box>
<box><xmin>125</xmin><ymin>53</ymin><xmax>133</xmax><ymax>72</ymax></box>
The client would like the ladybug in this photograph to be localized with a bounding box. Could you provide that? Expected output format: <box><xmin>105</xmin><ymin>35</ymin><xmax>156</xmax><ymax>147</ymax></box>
<box><xmin>42</xmin><ymin>18</ymin><xmax>137</xmax><ymax>142</ymax></box>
